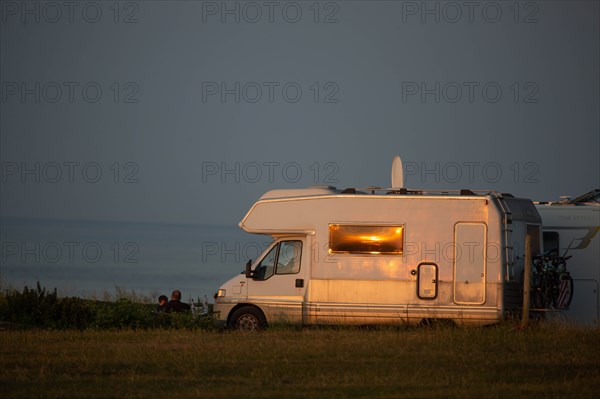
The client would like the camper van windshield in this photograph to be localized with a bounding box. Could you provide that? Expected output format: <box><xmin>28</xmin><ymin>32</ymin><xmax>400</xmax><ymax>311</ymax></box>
<box><xmin>329</xmin><ymin>224</ymin><xmax>404</xmax><ymax>254</ymax></box>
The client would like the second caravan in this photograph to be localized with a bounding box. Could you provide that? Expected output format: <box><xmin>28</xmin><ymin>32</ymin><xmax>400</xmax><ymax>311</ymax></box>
<box><xmin>535</xmin><ymin>189</ymin><xmax>600</xmax><ymax>324</ymax></box>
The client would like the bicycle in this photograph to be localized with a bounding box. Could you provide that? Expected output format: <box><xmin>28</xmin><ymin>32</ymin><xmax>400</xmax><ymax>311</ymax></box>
<box><xmin>530</xmin><ymin>249</ymin><xmax>574</xmax><ymax>310</ymax></box>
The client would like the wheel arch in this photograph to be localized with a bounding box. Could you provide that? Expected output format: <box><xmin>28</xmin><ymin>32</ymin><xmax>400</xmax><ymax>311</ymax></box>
<box><xmin>227</xmin><ymin>303</ymin><xmax>267</xmax><ymax>327</ymax></box>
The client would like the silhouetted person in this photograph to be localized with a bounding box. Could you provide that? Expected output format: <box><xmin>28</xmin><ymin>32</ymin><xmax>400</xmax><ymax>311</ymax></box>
<box><xmin>157</xmin><ymin>295</ymin><xmax>168</xmax><ymax>312</ymax></box>
<box><xmin>164</xmin><ymin>289</ymin><xmax>191</xmax><ymax>313</ymax></box>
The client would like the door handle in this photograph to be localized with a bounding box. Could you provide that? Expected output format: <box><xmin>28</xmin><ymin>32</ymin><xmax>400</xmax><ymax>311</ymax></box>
<box><xmin>295</xmin><ymin>279</ymin><xmax>304</xmax><ymax>288</ymax></box>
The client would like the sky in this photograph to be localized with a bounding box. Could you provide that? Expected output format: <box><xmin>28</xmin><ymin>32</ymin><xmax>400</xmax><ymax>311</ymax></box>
<box><xmin>1</xmin><ymin>0</ymin><xmax>599</xmax><ymax>227</ymax></box>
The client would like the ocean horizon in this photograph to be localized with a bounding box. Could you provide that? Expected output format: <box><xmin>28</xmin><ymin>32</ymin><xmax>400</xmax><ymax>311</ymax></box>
<box><xmin>0</xmin><ymin>217</ymin><xmax>271</xmax><ymax>303</ymax></box>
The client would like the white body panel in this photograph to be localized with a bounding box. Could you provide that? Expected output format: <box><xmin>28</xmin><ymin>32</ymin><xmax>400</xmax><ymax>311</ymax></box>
<box><xmin>214</xmin><ymin>188</ymin><xmax>541</xmax><ymax>327</ymax></box>
<box><xmin>535</xmin><ymin>203</ymin><xmax>600</xmax><ymax>324</ymax></box>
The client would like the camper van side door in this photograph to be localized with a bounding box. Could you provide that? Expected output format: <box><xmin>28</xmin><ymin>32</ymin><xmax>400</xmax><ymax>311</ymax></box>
<box><xmin>247</xmin><ymin>239</ymin><xmax>307</xmax><ymax>324</ymax></box>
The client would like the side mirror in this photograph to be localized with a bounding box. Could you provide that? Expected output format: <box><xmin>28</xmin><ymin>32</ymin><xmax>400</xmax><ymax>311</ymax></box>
<box><xmin>245</xmin><ymin>259</ymin><xmax>253</xmax><ymax>278</ymax></box>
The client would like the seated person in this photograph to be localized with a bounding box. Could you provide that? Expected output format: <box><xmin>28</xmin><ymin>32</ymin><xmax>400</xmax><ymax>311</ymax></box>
<box><xmin>164</xmin><ymin>290</ymin><xmax>191</xmax><ymax>313</ymax></box>
<box><xmin>157</xmin><ymin>295</ymin><xmax>168</xmax><ymax>312</ymax></box>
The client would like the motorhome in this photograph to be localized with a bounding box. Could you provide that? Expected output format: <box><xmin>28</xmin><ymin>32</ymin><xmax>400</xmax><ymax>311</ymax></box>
<box><xmin>535</xmin><ymin>189</ymin><xmax>600</xmax><ymax>325</ymax></box>
<box><xmin>214</xmin><ymin>159</ymin><xmax>542</xmax><ymax>330</ymax></box>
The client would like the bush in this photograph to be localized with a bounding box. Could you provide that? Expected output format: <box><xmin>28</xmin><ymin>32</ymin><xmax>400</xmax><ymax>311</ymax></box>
<box><xmin>92</xmin><ymin>298</ymin><xmax>155</xmax><ymax>329</ymax></box>
<box><xmin>53</xmin><ymin>296</ymin><xmax>95</xmax><ymax>329</ymax></box>
<box><xmin>0</xmin><ymin>283</ymin><xmax>93</xmax><ymax>329</ymax></box>
<box><xmin>154</xmin><ymin>310</ymin><xmax>215</xmax><ymax>330</ymax></box>
<box><xmin>0</xmin><ymin>283</ymin><xmax>214</xmax><ymax>331</ymax></box>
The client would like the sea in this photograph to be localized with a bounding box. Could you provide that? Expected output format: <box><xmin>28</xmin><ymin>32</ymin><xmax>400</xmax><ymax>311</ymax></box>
<box><xmin>0</xmin><ymin>218</ymin><xmax>271</xmax><ymax>303</ymax></box>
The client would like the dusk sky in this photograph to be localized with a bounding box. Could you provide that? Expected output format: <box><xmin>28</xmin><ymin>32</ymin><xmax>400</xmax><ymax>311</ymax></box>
<box><xmin>1</xmin><ymin>1</ymin><xmax>598</xmax><ymax>227</ymax></box>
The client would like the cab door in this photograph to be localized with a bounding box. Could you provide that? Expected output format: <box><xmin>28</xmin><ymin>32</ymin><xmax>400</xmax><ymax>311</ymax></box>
<box><xmin>247</xmin><ymin>237</ymin><xmax>308</xmax><ymax>324</ymax></box>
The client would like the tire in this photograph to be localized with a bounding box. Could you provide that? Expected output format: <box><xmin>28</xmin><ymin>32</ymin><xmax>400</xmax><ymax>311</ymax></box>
<box><xmin>229</xmin><ymin>307</ymin><xmax>266</xmax><ymax>332</ymax></box>
<box><xmin>531</xmin><ymin>272</ymin><xmax>545</xmax><ymax>309</ymax></box>
<box><xmin>521</xmin><ymin>269</ymin><xmax>544</xmax><ymax>309</ymax></box>
<box><xmin>540</xmin><ymin>274</ymin><xmax>555</xmax><ymax>308</ymax></box>
<box><xmin>556</xmin><ymin>274</ymin><xmax>574</xmax><ymax>309</ymax></box>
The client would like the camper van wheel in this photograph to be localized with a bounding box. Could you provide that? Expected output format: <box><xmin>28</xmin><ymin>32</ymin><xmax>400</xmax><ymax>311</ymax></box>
<box><xmin>230</xmin><ymin>307</ymin><xmax>266</xmax><ymax>332</ymax></box>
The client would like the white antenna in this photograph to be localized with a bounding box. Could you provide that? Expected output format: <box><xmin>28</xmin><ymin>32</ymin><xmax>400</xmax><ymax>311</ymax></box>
<box><xmin>391</xmin><ymin>155</ymin><xmax>404</xmax><ymax>189</ymax></box>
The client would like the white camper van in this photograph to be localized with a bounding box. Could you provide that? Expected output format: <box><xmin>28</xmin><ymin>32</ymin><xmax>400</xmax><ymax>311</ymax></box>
<box><xmin>214</xmin><ymin>161</ymin><xmax>542</xmax><ymax>330</ymax></box>
<box><xmin>535</xmin><ymin>190</ymin><xmax>600</xmax><ymax>325</ymax></box>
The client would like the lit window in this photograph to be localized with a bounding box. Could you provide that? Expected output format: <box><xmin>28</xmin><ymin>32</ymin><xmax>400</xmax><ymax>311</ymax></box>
<box><xmin>328</xmin><ymin>224</ymin><xmax>404</xmax><ymax>254</ymax></box>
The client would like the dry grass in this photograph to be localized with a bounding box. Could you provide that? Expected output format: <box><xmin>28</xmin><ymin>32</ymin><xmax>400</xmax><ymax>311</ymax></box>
<box><xmin>1</xmin><ymin>323</ymin><xmax>599</xmax><ymax>398</ymax></box>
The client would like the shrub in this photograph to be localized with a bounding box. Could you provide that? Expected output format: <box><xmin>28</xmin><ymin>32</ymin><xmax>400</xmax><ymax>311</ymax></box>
<box><xmin>93</xmin><ymin>298</ymin><xmax>155</xmax><ymax>329</ymax></box>
<box><xmin>154</xmin><ymin>310</ymin><xmax>215</xmax><ymax>330</ymax></box>
<box><xmin>0</xmin><ymin>283</ymin><xmax>93</xmax><ymax>329</ymax></box>
<box><xmin>0</xmin><ymin>283</ymin><xmax>214</xmax><ymax>330</ymax></box>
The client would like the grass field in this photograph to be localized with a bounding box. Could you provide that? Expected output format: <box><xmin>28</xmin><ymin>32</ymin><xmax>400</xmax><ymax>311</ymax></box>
<box><xmin>1</xmin><ymin>323</ymin><xmax>599</xmax><ymax>399</ymax></box>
